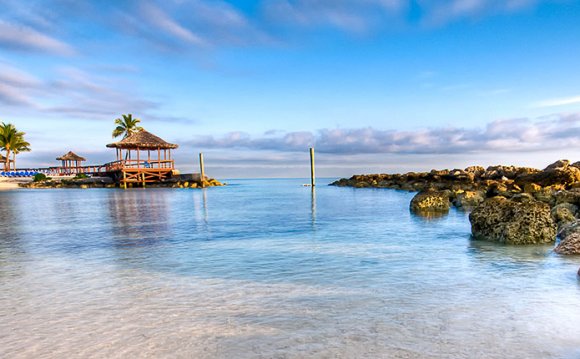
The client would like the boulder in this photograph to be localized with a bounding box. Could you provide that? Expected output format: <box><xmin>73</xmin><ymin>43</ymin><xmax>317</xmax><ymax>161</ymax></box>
<box><xmin>410</xmin><ymin>189</ymin><xmax>450</xmax><ymax>212</ymax></box>
<box><xmin>551</xmin><ymin>203</ymin><xmax>578</xmax><ymax>230</ymax></box>
<box><xmin>464</xmin><ymin>165</ymin><xmax>485</xmax><ymax>177</ymax></box>
<box><xmin>518</xmin><ymin>162</ymin><xmax>580</xmax><ymax>187</ymax></box>
<box><xmin>544</xmin><ymin>159</ymin><xmax>570</xmax><ymax>171</ymax></box>
<box><xmin>523</xmin><ymin>183</ymin><xmax>542</xmax><ymax>193</ymax></box>
<box><xmin>555</xmin><ymin>220</ymin><xmax>580</xmax><ymax>254</ymax></box>
<box><xmin>554</xmin><ymin>189</ymin><xmax>580</xmax><ymax>206</ymax></box>
<box><xmin>533</xmin><ymin>188</ymin><xmax>556</xmax><ymax>206</ymax></box>
<box><xmin>452</xmin><ymin>190</ymin><xmax>485</xmax><ymax>208</ymax></box>
<box><xmin>469</xmin><ymin>196</ymin><xmax>556</xmax><ymax>244</ymax></box>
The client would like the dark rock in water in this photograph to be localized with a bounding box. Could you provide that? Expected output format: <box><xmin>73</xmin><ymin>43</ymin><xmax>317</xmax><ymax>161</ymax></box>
<box><xmin>556</xmin><ymin>220</ymin><xmax>580</xmax><ymax>239</ymax></box>
<box><xmin>555</xmin><ymin>220</ymin><xmax>580</xmax><ymax>255</ymax></box>
<box><xmin>410</xmin><ymin>190</ymin><xmax>450</xmax><ymax>212</ymax></box>
<box><xmin>555</xmin><ymin>232</ymin><xmax>580</xmax><ymax>255</ymax></box>
<box><xmin>469</xmin><ymin>196</ymin><xmax>556</xmax><ymax>245</ymax></box>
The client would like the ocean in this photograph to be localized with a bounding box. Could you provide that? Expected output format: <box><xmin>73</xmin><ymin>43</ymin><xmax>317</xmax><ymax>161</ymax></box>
<box><xmin>1</xmin><ymin>178</ymin><xmax>579</xmax><ymax>358</ymax></box>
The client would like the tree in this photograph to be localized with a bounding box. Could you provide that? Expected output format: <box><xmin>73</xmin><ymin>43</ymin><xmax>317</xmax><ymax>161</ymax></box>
<box><xmin>10</xmin><ymin>135</ymin><xmax>31</xmax><ymax>170</ymax></box>
<box><xmin>0</xmin><ymin>122</ymin><xmax>30</xmax><ymax>171</ymax></box>
<box><xmin>112</xmin><ymin>114</ymin><xmax>143</xmax><ymax>139</ymax></box>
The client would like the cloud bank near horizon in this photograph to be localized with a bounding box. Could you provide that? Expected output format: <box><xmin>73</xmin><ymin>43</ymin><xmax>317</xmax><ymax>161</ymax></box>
<box><xmin>184</xmin><ymin>112</ymin><xmax>580</xmax><ymax>155</ymax></box>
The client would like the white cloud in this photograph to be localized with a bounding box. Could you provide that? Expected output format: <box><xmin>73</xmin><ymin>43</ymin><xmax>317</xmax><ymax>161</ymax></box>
<box><xmin>184</xmin><ymin>112</ymin><xmax>580</xmax><ymax>155</ymax></box>
<box><xmin>534</xmin><ymin>95</ymin><xmax>580</xmax><ymax>108</ymax></box>
<box><xmin>0</xmin><ymin>20</ymin><xmax>74</xmax><ymax>55</ymax></box>
<box><xmin>139</xmin><ymin>3</ymin><xmax>207</xmax><ymax>46</ymax></box>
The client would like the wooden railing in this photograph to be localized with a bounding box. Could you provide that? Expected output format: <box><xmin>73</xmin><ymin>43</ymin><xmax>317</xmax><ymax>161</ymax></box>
<box><xmin>12</xmin><ymin>159</ymin><xmax>175</xmax><ymax>177</ymax></box>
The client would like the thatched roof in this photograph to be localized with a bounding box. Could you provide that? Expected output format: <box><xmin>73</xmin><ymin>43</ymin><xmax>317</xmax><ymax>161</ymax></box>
<box><xmin>57</xmin><ymin>151</ymin><xmax>86</xmax><ymax>161</ymax></box>
<box><xmin>106</xmin><ymin>129</ymin><xmax>178</xmax><ymax>150</ymax></box>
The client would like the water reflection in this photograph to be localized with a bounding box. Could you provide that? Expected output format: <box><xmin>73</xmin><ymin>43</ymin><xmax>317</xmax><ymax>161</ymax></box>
<box><xmin>310</xmin><ymin>188</ymin><xmax>316</xmax><ymax>228</ymax></box>
<box><xmin>106</xmin><ymin>190</ymin><xmax>170</xmax><ymax>248</ymax></box>
<box><xmin>0</xmin><ymin>192</ymin><xmax>25</xmax><ymax>278</ymax></box>
<box><xmin>410</xmin><ymin>209</ymin><xmax>449</xmax><ymax>222</ymax></box>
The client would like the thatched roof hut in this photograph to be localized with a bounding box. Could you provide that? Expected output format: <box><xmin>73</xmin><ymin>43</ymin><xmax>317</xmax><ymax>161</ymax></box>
<box><xmin>106</xmin><ymin>129</ymin><xmax>178</xmax><ymax>150</ymax></box>
<box><xmin>56</xmin><ymin>151</ymin><xmax>86</xmax><ymax>162</ymax></box>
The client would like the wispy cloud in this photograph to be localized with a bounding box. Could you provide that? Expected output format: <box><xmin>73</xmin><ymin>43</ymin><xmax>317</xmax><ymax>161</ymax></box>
<box><xmin>0</xmin><ymin>0</ymin><xmax>553</xmax><ymax>61</ymax></box>
<box><xmin>185</xmin><ymin>112</ymin><xmax>580</xmax><ymax>155</ymax></box>
<box><xmin>0</xmin><ymin>20</ymin><xmax>74</xmax><ymax>55</ymax></box>
<box><xmin>534</xmin><ymin>95</ymin><xmax>580</xmax><ymax>108</ymax></box>
<box><xmin>0</xmin><ymin>62</ymin><xmax>185</xmax><ymax>123</ymax></box>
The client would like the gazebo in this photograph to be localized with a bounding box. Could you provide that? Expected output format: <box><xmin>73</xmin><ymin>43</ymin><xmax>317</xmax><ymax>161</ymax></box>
<box><xmin>106</xmin><ymin>129</ymin><xmax>178</xmax><ymax>187</ymax></box>
<box><xmin>56</xmin><ymin>151</ymin><xmax>86</xmax><ymax>174</ymax></box>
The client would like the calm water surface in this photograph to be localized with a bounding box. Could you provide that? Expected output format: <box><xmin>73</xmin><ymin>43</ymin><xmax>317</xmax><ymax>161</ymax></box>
<box><xmin>1</xmin><ymin>179</ymin><xmax>579</xmax><ymax>358</ymax></box>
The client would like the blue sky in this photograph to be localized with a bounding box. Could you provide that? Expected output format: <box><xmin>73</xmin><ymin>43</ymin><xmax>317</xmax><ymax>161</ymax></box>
<box><xmin>1</xmin><ymin>0</ymin><xmax>580</xmax><ymax>177</ymax></box>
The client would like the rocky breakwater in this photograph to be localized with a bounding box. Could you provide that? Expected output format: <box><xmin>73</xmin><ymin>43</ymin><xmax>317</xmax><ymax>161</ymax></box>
<box><xmin>21</xmin><ymin>175</ymin><xmax>225</xmax><ymax>189</ymax></box>
<box><xmin>21</xmin><ymin>176</ymin><xmax>116</xmax><ymax>189</ymax></box>
<box><xmin>332</xmin><ymin>160</ymin><xmax>580</xmax><ymax>252</ymax></box>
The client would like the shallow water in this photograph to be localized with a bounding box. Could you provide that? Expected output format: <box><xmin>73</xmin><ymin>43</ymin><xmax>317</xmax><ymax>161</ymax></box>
<box><xmin>1</xmin><ymin>179</ymin><xmax>579</xmax><ymax>358</ymax></box>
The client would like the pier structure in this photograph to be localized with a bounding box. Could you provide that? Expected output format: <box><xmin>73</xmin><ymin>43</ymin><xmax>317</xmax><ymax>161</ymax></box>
<box><xmin>106</xmin><ymin>130</ymin><xmax>178</xmax><ymax>187</ymax></box>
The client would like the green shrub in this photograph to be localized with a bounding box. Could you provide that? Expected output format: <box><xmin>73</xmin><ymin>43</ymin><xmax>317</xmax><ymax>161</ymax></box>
<box><xmin>33</xmin><ymin>173</ymin><xmax>47</xmax><ymax>182</ymax></box>
<box><xmin>74</xmin><ymin>173</ymin><xmax>89</xmax><ymax>179</ymax></box>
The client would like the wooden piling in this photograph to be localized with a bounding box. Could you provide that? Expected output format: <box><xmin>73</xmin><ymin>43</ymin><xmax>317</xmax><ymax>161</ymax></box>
<box><xmin>310</xmin><ymin>147</ymin><xmax>315</xmax><ymax>187</ymax></box>
<box><xmin>199</xmin><ymin>152</ymin><xmax>205</xmax><ymax>188</ymax></box>
<box><xmin>122</xmin><ymin>171</ymin><xmax>127</xmax><ymax>190</ymax></box>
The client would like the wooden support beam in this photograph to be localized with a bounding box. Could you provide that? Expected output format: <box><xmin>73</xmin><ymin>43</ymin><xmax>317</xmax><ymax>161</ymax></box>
<box><xmin>310</xmin><ymin>147</ymin><xmax>316</xmax><ymax>187</ymax></box>
<box><xmin>199</xmin><ymin>152</ymin><xmax>205</xmax><ymax>187</ymax></box>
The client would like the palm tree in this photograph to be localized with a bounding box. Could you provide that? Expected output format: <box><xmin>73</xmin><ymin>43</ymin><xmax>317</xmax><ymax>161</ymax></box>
<box><xmin>0</xmin><ymin>122</ymin><xmax>29</xmax><ymax>171</ymax></box>
<box><xmin>112</xmin><ymin>114</ymin><xmax>143</xmax><ymax>139</ymax></box>
<box><xmin>10</xmin><ymin>135</ymin><xmax>31</xmax><ymax>170</ymax></box>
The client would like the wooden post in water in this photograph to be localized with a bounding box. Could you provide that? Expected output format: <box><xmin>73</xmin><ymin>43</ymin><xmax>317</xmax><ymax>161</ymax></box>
<box><xmin>310</xmin><ymin>147</ymin><xmax>315</xmax><ymax>187</ymax></box>
<box><xmin>122</xmin><ymin>171</ymin><xmax>127</xmax><ymax>190</ymax></box>
<box><xmin>199</xmin><ymin>152</ymin><xmax>205</xmax><ymax>188</ymax></box>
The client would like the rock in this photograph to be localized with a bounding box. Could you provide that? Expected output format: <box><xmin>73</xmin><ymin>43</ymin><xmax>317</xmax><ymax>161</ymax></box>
<box><xmin>410</xmin><ymin>190</ymin><xmax>450</xmax><ymax>212</ymax></box>
<box><xmin>551</xmin><ymin>203</ymin><xmax>578</xmax><ymax>230</ymax></box>
<box><xmin>464</xmin><ymin>166</ymin><xmax>485</xmax><ymax>177</ymax></box>
<box><xmin>533</xmin><ymin>188</ymin><xmax>556</xmax><ymax>206</ymax></box>
<box><xmin>469</xmin><ymin>196</ymin><xmax>556</xmax><ymax>244</ymax></box>
<box><xmin>544</xmin><ymin>159</ymin><xmax>570</xmax><ymax>171</ymax></box>
<box><xmin>556</xmin><ymin>220</ymin><xmax>580</xmax><ymax>239</ymax></box>
<box><xmin>524</xmin><ymin>183</ymin><xmax>542</xmax><ymax>193</ymax></box>
<box><xmin>554</xmin><ymin>189</ymin><xmax>580</xmax><ymax>206</ymax></box>
<box><xmin>511</xmin><ymin>193</ymin><xmax>535</xmax><ymax>203</ymax></box>
<box><xmin>554</xmin><ymin>232</ymin><xmax>580</xmax><ymax>255</ymax></box>
<box><xmin>555</xmin><ymin>220</ymin><xmax>580</xmax><ymax>254</ymax></box>
<box><xmin>452</xmin><ymin>190</ymin><xmax>485</xmax><ymax>208</ymax></box>
<box><xmin>518</xmin><ymin>163</ymin><xmax>580</xmax><ymax>187</ymax></box>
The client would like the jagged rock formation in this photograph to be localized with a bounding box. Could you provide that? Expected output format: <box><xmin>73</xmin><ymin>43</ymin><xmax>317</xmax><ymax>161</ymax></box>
<box><xmin>331</xmin><ymin>160</ymin><xmax>580</xmax><ymax>252</ymax></box>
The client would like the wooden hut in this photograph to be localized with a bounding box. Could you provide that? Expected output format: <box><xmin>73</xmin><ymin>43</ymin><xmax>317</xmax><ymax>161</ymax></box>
<box><xmin>106</xmin><ymin>129</ymin><xmax>178</xmax><ymax>187</ymax></box>
<box><xmin>56</xmin><ymin>151</ymin><xmax>86</xmax><ymax>174</ymax></box>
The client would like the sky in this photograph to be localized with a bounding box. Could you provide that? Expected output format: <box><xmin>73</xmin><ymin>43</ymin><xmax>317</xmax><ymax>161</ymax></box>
<box><xmin>1</xmin><ymin>0</ymin><xmax>580</xmax><ymax>178</ymax></box>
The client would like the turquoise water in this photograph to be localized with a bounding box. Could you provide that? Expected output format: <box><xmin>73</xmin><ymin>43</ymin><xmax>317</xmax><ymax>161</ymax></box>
<box><xmin>1</xmin><ymin>178</ymin><xmax>579</xmax><ymax>358</ymax></box>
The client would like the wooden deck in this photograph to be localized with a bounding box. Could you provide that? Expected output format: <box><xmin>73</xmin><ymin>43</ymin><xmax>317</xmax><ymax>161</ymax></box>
<box><xmin>22</xmin><ymin>159</ymin><xmax>176</xmax><ymax>186</ymax></box>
